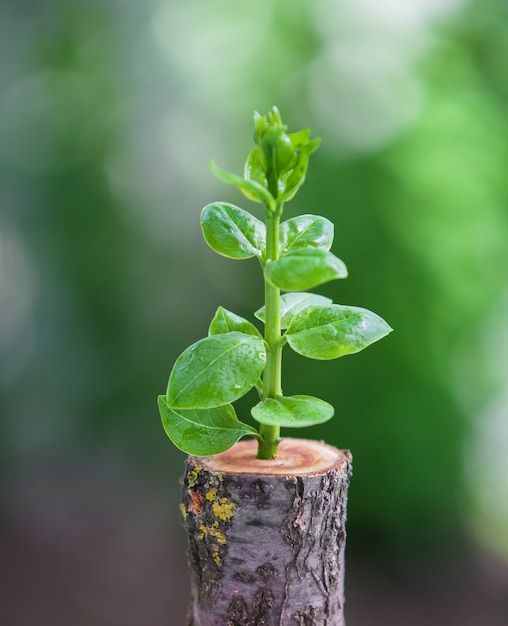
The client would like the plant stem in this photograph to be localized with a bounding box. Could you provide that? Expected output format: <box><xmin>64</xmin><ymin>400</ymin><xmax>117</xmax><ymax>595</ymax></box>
<box><xmin>257</xmin><ymin>205</ymin><xmax>282</xmax><ymax>459</ymax></box>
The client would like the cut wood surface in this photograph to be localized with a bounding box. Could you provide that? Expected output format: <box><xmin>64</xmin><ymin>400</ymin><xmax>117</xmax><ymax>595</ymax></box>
<box><xmin>181</xmin><ymin>438</ymin><xmax>352</xmax><ymax>626</ymax></box>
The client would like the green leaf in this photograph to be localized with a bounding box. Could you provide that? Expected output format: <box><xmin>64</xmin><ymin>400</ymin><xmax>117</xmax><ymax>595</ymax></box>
<box><xmin>286</xmin><ymin>304</ymin><xmax>393</xmax><ymax>360</ymax></box>
<box><xmin>279</xmin><ymin>214</ymin><xmax>334</xmax><ymax>254</ymax></box>
<box><xmin>251</xmin><ymin>395</ymin><xmax>334</xmax><ymax>428</ymax></box>
<box><xmin>255</xmin><ymin>292</ymin><xmax>333</xmax><ymax>329</ymax></box>
<box><xmin>209</xmin><ymin>306</ymin><xmax>262</xmax><ymax>338</ymax></box>
<box><xmin>159</xmin><ymin>396</ymin><xmax>256</xmax><ymax>456</ymax></box>
<box><xmin>167</xmin><ymin>332</ymin><xmax>266</xmax><ymax>408</ymax></box>
<box><xmin>288</xmin><ymin>128</ymin><xmax>312</xmax><ymax>148</ymax></box>
<box><xmin>244</xmin><ymin>145</ymin><xmax>268</xmax><ymax>189</ymax></box>
<box><xmin>265</xmin><ymin>249</ymin><xmax>347</xmax><ymax>291</ymax></box>
<box><xmin>277</xmin><ymin>137</ymin><xmax>321</xmax><ymax>204</ymax></box>
<box><xmin>201</xmin><ymin>202</ymin><xmax>266</xmax><ymax>259</ymax></box>
<box><xmin>209</xmin><ymin>160</ymin><xmax>275</xmax><ymax>210</ymax></box>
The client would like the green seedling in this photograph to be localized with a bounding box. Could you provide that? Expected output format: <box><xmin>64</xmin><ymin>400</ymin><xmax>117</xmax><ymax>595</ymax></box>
<box><xmin>158</xmin><ymin>107</ymin><xmax>392</xmax><ymax>459</ymax></box>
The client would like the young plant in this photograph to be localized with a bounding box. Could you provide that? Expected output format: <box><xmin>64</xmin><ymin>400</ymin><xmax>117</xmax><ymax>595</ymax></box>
<box><xmin>158</xmin><ymin>107</ymin><xmax>392</xmax><ymax>460</ymax></box>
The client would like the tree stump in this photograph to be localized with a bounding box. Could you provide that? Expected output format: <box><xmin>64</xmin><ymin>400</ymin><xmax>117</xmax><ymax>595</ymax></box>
<box><xmin>180</xmin><ymin>438</ymin><xmax>352</xmax><ymax>625</ymax></box>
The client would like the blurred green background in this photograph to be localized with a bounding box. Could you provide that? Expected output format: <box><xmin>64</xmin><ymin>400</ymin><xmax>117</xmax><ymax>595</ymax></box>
<box><xmin>1</xmin><ymin>0</ymin><xmax>508</xmax><ymax>624</ymax></box>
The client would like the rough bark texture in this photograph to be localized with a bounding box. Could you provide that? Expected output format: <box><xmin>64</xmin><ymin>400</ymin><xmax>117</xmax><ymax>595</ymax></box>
<box><xmin>180</xmin><ymin>438</ymin><xmax>352</xmax><ymax>626</ymax></box>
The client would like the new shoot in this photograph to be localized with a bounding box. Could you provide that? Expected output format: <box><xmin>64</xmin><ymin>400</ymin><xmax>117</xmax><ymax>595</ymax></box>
<box><xmin>158</xmin><ymin>107</ymin><xmax>392</xmax><ymax>459</ymax></box>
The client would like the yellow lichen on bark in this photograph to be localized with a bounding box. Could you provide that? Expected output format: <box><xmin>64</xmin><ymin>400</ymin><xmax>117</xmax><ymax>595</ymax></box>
<box><xmin>205</xmin><ymin>487</ymin><xmax>218</xmax><ymax>501</ymax></box>
<box><xmin>212</xmin><ymin>545</ymin><xmax>221</xmax><ymax>565</ymax></box>
<box><xmin>187</xmin><ymin>467</ymin><xmax>202</xmax><ymax>488</ymax></box>
<box><xmin>212</xmin><ymin>497</ymin><xmax>235</xmax><ymax>522</ymax></box>
<box><xmin>179</xmin><ymin>502</ymin><xmax>188</xmax><ymax>520</ymax></box>
<box><xmin>204</xmin><ymin>480</ymin><xmax>236</xmax><ymax>521</ymax></box>
<box><xmin>197</xmin><ymin>519</ymin><xmax>228</xmax><ymax>565</ymax></box>
<box><xmin>198</xmin><ymin>520</ymin><xmax>227</xmax><ymax>545</ymax></box>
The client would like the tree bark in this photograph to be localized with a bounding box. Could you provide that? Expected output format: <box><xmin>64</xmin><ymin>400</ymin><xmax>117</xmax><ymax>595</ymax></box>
<box><xmin>180</xmin><ymin>438</ymin><xmax>352</xmax><ymax>626</ymax></box>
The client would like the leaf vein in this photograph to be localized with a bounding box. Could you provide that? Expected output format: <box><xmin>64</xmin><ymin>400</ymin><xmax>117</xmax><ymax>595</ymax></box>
<box><xmin>171</xmin><ymin>335</ymin><xmax>260</xmax><ymax>405</ymax></box>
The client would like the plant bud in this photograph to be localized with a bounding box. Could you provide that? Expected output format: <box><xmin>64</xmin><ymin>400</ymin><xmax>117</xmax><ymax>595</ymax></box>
<box><xmin>254</xmin><ymin>106</ymin><xmax>296</xmax><ymax>174</ymax></box>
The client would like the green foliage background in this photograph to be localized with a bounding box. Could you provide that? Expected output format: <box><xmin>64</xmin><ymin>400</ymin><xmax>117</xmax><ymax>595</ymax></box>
<box><xmin>1</xmin><ymin>0</ymin><xmax>508</xmax><ymax>570</ymax></box>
